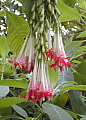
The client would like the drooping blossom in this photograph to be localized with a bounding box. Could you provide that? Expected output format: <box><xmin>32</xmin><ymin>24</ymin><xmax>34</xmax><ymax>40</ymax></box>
<box><xmin>46</xmin><ymin>28</ymin><xmax>74</xmax><ymax>71</ymax></box>
<box><xmin>8</xmin><ymin>36</ymin><xmax>35</xmax><ymax>73</ymax></box>
<box><xmin>26</xmin><ymin>60</ymin><xmax>53</xmax><ymax>104</ymax></box>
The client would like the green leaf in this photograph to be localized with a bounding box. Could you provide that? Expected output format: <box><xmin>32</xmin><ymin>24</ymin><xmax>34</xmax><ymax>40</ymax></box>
<box><xmin>76</xmin><ymin>60</ymin><xmax>86</xmax><ymax>78</ymax></box>
<box><xmin>0</xmin><ymin>80</ymin><xmax>28</xmax><ymax>89</ymax></box>
<box><xmin>0</xmin><ymin>107</ymin><xmax>12</xmax><ymax>116</ymax></box>
<box><xmin>48</xmin><ymin>67</ymin><xmax>58</xmax><ymax>87</ymax></box>
<box><xmin>59</xmin><ymin>85</ymin><xmax>86</xmax><ymax>93</ymax></box>
<box><xmin>0</xmin><ymin>116</ymin><xmax>23</xmax><ymax>120</ymax></box>
<box><xmin>55</xmin><ymin>81</ymin><xmax>78</xmax><ymax>93</ymax></box>
<box><xmin>21</xmin><ymin>0</ymin><xmax>35</xmax><ymax>22</ymax></box>
<box><xmin>0</xmin><ymin>34</ymin><xmax>9</xmax><ymax>59</ymax></box>
<box><xmin>71</xmin><ymin>60</ymin><xmax>81</xmax><ymax>64</ymax></box>
<box><xmin>64</xmin><ymin>37</ymin><xmax>72</xmax><ymax>47</ymax></box>
<box><xmin>74</xmin><ymin>72</ymin><xmax>86</xmax><ymax>85</ymax></box>
<box><xmin>4</xmin><ymin>68</ymin><xmax>13</xmax><ymax>78</ymax></box>
<box><xmin>73</xmin><ymin>60</ymin><xmax>86</xmax><ymax>85</ymax></box>
<box><xmin>80</xmin><ymin>115</ymin><xmax>86</xmax><ymax>119</ymax></box>
<box><xmin>42</xmin><ymin>103</ymin><xmax>74</xmax><ymax>120</ymax></box>
<box><xmin>55</xmin><ymin>69</ymin><xmax>74</xmax><ymax>89</ymax></box>
<box><xmin>0</xmin><ymin>97</ymin><xmax>25</xmax><ymax>109</ymax></box>
<box><xmin>56</xmin><ymin>81</ymin><xmax>78</xmax><ymax>89</ymax></box>
<box><xmin>73</xmin><ymin>46</ymin><xmax>86</xmax><ymax>59</ymax></box>
<box><xmin>66</xmin><ymin>110</ymin><xmax>80</xmax><ymax>120</ymax></box>
<box><xmin>25</xmin><ymin>118</ymin><xmax>34</xmax><ymax>120</ymax></box>
<box><xmin>77</xmin><ymin>0</ymin><xmax>86</xmax><ymax>9</ymax></box>
<box><xmin>62</xmin><ymin>0</ymin><xmax>77</xmax><ymax>7</ymax></box>
<box><xmin>5</xmin><ymin>10</ymin><xmax>28</xmax><ymax>54</ymax></box>
<box><xmin>0</xmin><ymin>11</ymin><xmax>5</xmax><ymax>17</ymax></box>
<box><xmin>57</xmin><ymin>0</ymin><xmax>81</xmax><ymax>22</ymax></box>
<box><xmin>59</xmin><ymin>13</ymin><xmax>80</xmax><ymax>22</ymax></box>
<box><xmin>69</xmin><ymin>90</ymin><xmax>86</xmax><ymax>114</ymax></box>
<box><xmin>12</xmin><ymin>105</ymin><xmax>28</xmax><ymax>118</ymax></box>
<box><xmin>76</xmin><ymin>31</ymin><xmax>86</xmax><ymax>38</ymax></box>
<box><xmin>52</xmin><ymin>93</ymin><xmax>68</xmax><ymax>108</ymax></box>
<box><xmin>80</xmin><ymin>118</ymin><xmax>86</xmax><ymax>120</ymax></box>
<box><xmin>65</xmin><ymin>41</ymin><xmax>82</xmax><ymax>57</ymax></box>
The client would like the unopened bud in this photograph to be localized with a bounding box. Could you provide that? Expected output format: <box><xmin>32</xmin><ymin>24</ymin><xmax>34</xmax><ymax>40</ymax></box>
<box><xmin>39</xmin><ymin>24</ymin><xmax>44</xmax><ymax>33</ymax></box>
<box><xmin>48</xmin><ymin>4</ymin><xmax>51</xmax><ymax>12</ymax></box>
<box><xmin>40</xmin><ymin>36</ymin><xmax>44</xmax><ymax>46</ymax></box>
<box><xmin>31</xmin><ymin>4</ymin><xmax>35</xmax><ymax>12</ymax></box>
<box><xmin>42</xmin><ymin>45</ymin><xmax>45</xmax><ymax>52</ymax></box>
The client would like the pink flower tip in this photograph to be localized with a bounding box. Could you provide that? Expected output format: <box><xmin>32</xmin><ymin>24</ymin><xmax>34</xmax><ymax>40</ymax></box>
<box><xmin>8</xmin><ymin>60</ymin><xmax>14</xmax><ymax>64</ymax></box>
<box><xmin>19</xmin><ymin>95</ymin><xmax>26</xmax><ymax>97</ymax></box>
<box><xmin>26</xmin><ymin>88</ymin><xmax>53</xmax><ymax>104</ymax></box>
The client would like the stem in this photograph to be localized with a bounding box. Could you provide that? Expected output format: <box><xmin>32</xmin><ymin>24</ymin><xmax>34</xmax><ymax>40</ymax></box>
<box><xmin>70</xmin><ymin>67</ymin><xmax>77</xmax><ymax>73</ymax></box>
<box><xmin>35</xmin><ymin>103</ymin><xmax>43</xmax><ymax>111</ymax></box>
<box><xmin>35</xmin><ymin>111</ymin><xmax>43</xmax><ymax>120</ymax></box>
<box><xmin>35</xmin><ymin>103</ymin><xmax>45</xmax><ymax>120</ymax></box>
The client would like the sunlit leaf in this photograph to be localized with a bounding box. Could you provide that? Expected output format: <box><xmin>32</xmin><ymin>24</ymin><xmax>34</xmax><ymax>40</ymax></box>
<box><xmin>42</xmin><ymin>103</ymin><xmax>74</xmax><ymax>120</ymax></box>
<box><xmin>59</xmin><ymin>85</ymin><xmax>86</xmax><ymax>93</ymax></box>
<box><xmin>0</xmin><ymin>34</ymin><xmax>9</xmax><ymax>59</ymax></box>
<box><xmin>77</xmin><ymin>0</ymin><xmax>86</xmax><ymax>9</ymax></box>
<box><xmin>0</xmin><ymin>97</ymin><xmax>25</xmax><ymax>109</ymax></box>
<box><xmin>5</xmin><ymin>10</ymin><xmax>28</xmax><ymax>54</ymax></box>
<box><xmin>0</xmin><ymin>80</ymin><xmax>28</xmax><ymax>89</ymax></box>
<box><xmin>71</xmin><ymin>60</ymin><xmax>81</xmax><ymax>64</ymax></box>
<box><xmin>48</xmin><ymin>67</ymin><xmax>58</xmax><ymax>87</ymax></box>
<box><xmin>59</xmin><ymin>13</ymin><xmax>80</xmax><ymax>22</ymax></box>
<box><xmin>57</xmin><ymin>0</ymin><xmax>81</xmax><ymax>22</ymax></box>
<box><xmin>76</xmin><ymin>31</ymin><xmax>86</xmax><ymax>38</ymax></box>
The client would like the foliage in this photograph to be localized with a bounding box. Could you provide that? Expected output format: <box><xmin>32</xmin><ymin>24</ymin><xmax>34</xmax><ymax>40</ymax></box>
<box><xmin>0</xmin><ymin>0</ymin><xmax>86</xmax><ymax>120</ymax></box>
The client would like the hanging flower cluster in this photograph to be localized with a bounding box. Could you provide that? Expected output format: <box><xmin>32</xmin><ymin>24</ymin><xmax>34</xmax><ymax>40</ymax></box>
<box><xmin>46</xmin><ymin>29</ymin><xmax>74</xmax><ymax>71</ymax></box>
<box><xmin>26</xmin><ymin>60</ymin><xmax>53</xmax><ymax>104</ymax></box>
<box><xmin>8</xmin><ymin>0</ymin><xmax>73</xmax><ymax>104</ymax></box>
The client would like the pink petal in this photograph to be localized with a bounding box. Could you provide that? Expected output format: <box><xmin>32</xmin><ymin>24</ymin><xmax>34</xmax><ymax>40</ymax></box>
<box><xmin>8</xmin><ymin>60</ymin><xmax>14</xmax><ymax>63</ymax></box>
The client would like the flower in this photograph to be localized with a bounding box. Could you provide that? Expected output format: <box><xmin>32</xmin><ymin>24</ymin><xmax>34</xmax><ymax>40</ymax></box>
<box><xmin>28</xmin><ymin>59</ymin><xmax>35</xmax><ymax>74</ymax></box>
<box><xmin>46</xmin><ymin>47</ymin><xmax>55</xmax><ymax>60</ymax></box>
<box><xmin>8</xmin><ymin>36</ymin><xmax>35</xmax><ymax>73</ymax></box>
<box><xmin>26</xmin><ymin>60</ymin><xmax>53</xmax><ymax>104</ymax></box>
<box><xmin>13</xmin><ymin>54</ymin><xmax>28</xmax><ymax>72</ymax></box>
<box><xmin>48</xmin><ymin>55</ymin><xmax>73</xmax><ymax>71</ymax></box>
<box><xmin>19</xmin><ymin>95</ymin><xmax>26</xmax><ymax>97</ymax></box>
<box><xmin>46</xmin><ymin>29</ymin><xmax>74</xmax><ymax>71</ymax></box>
